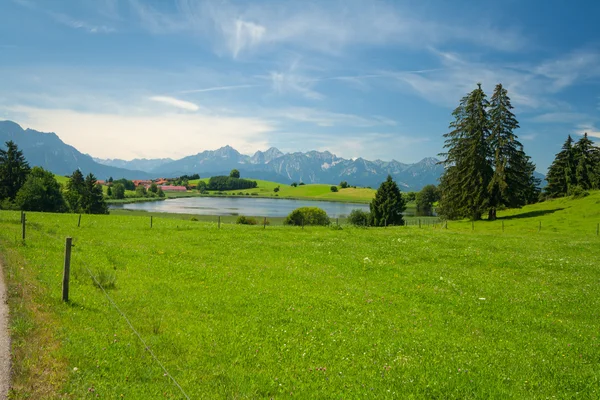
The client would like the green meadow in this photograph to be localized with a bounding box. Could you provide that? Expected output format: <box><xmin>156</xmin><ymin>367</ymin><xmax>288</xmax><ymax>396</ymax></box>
<box><xmin>190</xmin><ymin>178</ymin><xmax>377</xmax><ymax>203</ymax></box>
<box><xmin>1</xmin><ymin>192</ymin><xmax>600</xmax><ymax>398</ymax></box>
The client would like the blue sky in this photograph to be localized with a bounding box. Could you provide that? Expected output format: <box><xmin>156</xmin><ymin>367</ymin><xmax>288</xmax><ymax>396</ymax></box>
<box><xmin>0</xmin><ymin>0</ymin><xmax>599</xmax><ymax>171</ymax></box>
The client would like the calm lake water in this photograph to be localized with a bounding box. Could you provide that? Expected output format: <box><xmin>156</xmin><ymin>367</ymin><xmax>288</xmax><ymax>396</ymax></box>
<box><xmin>110</xmin><ymin>196</ymin><xmax>370</xmax><ymax>217</ymax></box>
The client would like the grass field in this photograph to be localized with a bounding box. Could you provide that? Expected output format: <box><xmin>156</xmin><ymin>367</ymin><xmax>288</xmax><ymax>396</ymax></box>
<box><xmin>1</xmin><ymin>192</ymin><xmax>599</xmax><ymax>398</ymax></box>
<box><xmin>190</xmin><ymin>178</ymin><xmax>377</xmax><ymax>204</ymax></box>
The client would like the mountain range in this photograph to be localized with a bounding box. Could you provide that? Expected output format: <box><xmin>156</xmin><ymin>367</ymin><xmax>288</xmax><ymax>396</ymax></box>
<box><xmin>1</xmin><ymin>120</ymin><xmax>544</xmax><ymax>191</ymax></box>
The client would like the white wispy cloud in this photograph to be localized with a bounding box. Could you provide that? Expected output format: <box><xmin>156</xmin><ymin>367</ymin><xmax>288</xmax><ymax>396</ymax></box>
<box><xmin>576</xmin><ymin>124</ymin><xmax>600</xmax><ymax>139</ymax></box>
<box><xmin>48</xmin><ymin>11</ymin><xmax>116</xmax><ymax>33</ymax></box>
<box><xmin>179</xmin><ymin>84</ymin><xmax>260</xmax><ymax>94</ymax></box>
<box><xmin>12</xmin><ymin>0</ymin><xmax>116</xmax><ymax>33</ymax></box>
<box><xmin>127</xmin><ymin>0</ymin><xmax>527</xmax><ymax>58</ymax></box>
<box><xmin>149</xmin><ymin>96</ymin><xmax>200</xmax><ymax>111</ymax></box>
<box><xmin>277</xmin><ymin>107</ymin><xmax>396</xmax><ymax>128</ymax></box>
<box><xmin>529</xmin><ymin>112</ymin><xmax>590</xmax><ymax>123</ymax></box>
<box><xmin>384</xmin><ymin>48</ymin><xmax>600</xmax><ymax>110</ymax></box>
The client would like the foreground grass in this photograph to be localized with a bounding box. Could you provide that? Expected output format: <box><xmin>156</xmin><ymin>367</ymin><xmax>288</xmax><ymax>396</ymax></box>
<box><xmin>0</xmin><ymin>193</ymin><xmax>599</xmax><ymax>398</ymax></box>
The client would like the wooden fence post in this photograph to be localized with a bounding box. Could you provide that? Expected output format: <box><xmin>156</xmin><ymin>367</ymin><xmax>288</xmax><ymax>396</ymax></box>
<box><xmin>21</xmin><ymin>212</ymin><xmax>26</xmax><ymax>241</ymax></box>
<box><xmin>538</xmin><ymin>221</ymin><xmax>541</xmax><ymax>233</ymax></box>
<box><xmin>218</xmin><ymin>216</ymin><xmax>221</xmax><ymax>229</ymax></box>
<box><xmin>62</xmin><ymin>237</ymin><xmax>72</xmax><ymax>302</ymax></box>
<box><xmin>150</xmin><ymin>216</ymin><xmax>153</xmax><ymax>228</ymax></box>
<box><xmin>301</xmin><ymin>217</ymin><xmax>304</xmax><ymax>229</ymax></box>
<box><xmin>77</xmin><ymin>214</ymin><xmax>82</xmax><ymax>227</ymax></box>
<box><xmin>263</xmin><ymin>217</ymin><xmax>267</xmax><ymax>229</ymax></box>
<box><xmin>418</xmin><ymin>219</ymin><xmax>421</xmax><ymax>229</ymax></box>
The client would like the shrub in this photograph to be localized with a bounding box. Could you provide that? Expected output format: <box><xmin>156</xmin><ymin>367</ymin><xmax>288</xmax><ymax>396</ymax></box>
<box><xmin>284</xmin><ymin>207</ymin><xmax>330</xmax><ymax>226</ymax></box>
<box><xmin>330</xmin><ymin>186</ymin><xmax>338</xmax><ymax>192</ymax></box>
<box><xmin>347</xmin><ymin>209</ymin><xmax>371</xmax><ymax>226</ymax></box>
<box><xmin>291</xmin><ymin>182</ymin><xmax>298</xmax><ymax>187</ymax></box>
<box><xmin>251</xmin><ymin>193</ymin><xmax>258</xmax><ymax>196</ymax></box>
<box><xmin>236</xmin><ymin>216</ymin><xmax>257</xmax><ymax>225</ymax></box>
<box><xmin>190</xmin><ymin>217</ymin><xmax>198</xmax><ymax>221</ymax></box>
<box><xmin>299</xmin><ymin>182</ymin><xmax>305</xmax><ymax>186</ymax></box>
<box><xmin>274</xmin><ymin>186</ymin><xmax>280</xmax><ymax>193</ymax></box>
<box><xmin>570</xmin><ymin>186</ymin><xmax>590</xmax><ymax>199</ymax></box>
<box><xmin>93</xmin><ymin>269</ymin><xmax>116</xmax><ymax>290</ymax></box>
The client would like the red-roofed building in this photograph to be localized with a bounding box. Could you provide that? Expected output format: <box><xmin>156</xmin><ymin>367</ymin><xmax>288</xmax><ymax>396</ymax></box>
<box><xmin>159</xmin><ymin>185</ymin><xmax>187</xmax><ymax>192</ymax></box>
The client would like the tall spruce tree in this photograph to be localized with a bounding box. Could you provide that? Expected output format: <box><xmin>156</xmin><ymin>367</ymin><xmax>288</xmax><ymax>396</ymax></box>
<box><xmin>0</xmin><ymin>140</ymin><xmax>31</xmax><ymax>200</ymax></box>
<box><xmin>438</xmin><ymin>84</ymin><xmax>492</xmax><ymax>220</ymax></box>
<box><xmin>370</xmin><ymin>175</ymin><xmax>406</xmax><ymax>226</ymax></box>
<box><xmin>65</xmin><ymin>169</ymin><xmax>85</xmax><ymax>212</ymax></box>
<box><xmin>545</xmin><ymin>136</ymin><xmax>577</xmax><ymax>197</ymax></box>
<box><xmin>573</xmin><ymin>133</ymin><xmax>600</xmax><ymax>190</ymax></box>
<box><xmin>487</xmin><ymin>84</ymin><xmax>526</xmax><ymax>219</ymax></box>
<box><xmin>81</xmin><ymin>173</ymin><xmax>108</xmax><ymax>214</ymax></box>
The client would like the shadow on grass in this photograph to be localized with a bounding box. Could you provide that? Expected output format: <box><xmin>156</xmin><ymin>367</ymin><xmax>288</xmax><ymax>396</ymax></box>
<box><xmin>499</xmin><ymin>208</ymin><xmax>565</xmax><ymax>220</ymax></box>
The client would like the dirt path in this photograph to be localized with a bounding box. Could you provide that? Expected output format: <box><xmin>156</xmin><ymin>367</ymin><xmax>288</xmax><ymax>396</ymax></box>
<box><xmin>0</xmin><ymin>262</ymin><xmax>10</xmax><ymax>399</ymax></box>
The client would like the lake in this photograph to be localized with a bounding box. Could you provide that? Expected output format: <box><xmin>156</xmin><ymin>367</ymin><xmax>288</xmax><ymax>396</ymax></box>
<box><xmin>109</xmin><ymin>196</ymin><xmax>370</xmax><ymax>217</ymax></box>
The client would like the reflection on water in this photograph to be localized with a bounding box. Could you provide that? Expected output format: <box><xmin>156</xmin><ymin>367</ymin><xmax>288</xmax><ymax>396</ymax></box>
<box><xmin>110</xmin><ymin>196</ymin><xmax>370</xmax><ymax>218</ymax></box>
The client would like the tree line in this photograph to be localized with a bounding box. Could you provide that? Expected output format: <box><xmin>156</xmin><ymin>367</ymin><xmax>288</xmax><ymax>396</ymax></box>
<box><xmin>0</xmin><ymin>141</ymin><xmax>107</xmax><ymax>214</ymax></box>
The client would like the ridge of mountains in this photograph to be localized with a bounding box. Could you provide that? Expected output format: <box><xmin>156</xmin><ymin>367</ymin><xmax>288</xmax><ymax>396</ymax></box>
<box><xmin>1</xmin><ymin>120</ymin><xmax>544</xmax><ymax>191</ymax></box>
<box><xmin>93</xmin><ymin>145</ymin><xmax>445</xmax><ymax>190</ymax></box>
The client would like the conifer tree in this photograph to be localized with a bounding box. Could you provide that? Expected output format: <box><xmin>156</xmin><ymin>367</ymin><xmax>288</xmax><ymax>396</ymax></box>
<box><xmin>545</xmin><ymin>136</ymin><xmax>576</xmax><ymax>197</ymax></box>
<box><xmin>65</xmin><ymin>169</ymin><xmax>85</xmax><ymax>212</ymax></box>
<box><xmin>0</xmin><ymin>141</ymin><xmax>30</xmax><ymax>200</ymax></box>
<box><xmin>81</xmin><ymin>173</ymin><xmax>108</xmax><ymax>214</ymax></box>
<box><xmin>438</xmin><ymin>84</ymin><xmax>492</xmax><ymax>220</ymax></box>
<box><xmin>573</xmin><ymin>133</ymin><xmax>600</xmax><ymax>190</ymax></box>
<box><xmin>370</xmin><ymin>175</ymin><xmax>406</xmax><ymax>226</ymax></box>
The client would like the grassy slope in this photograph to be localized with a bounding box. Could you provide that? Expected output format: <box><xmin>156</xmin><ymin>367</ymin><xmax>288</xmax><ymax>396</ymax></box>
<box><xmin>191</xmin><ymin>178</ymin><xmax>377</xmax><ymax>203</ymax></box>
<box><xmin>1</xmin><ymin>192</ymin><xmax>599</xmax><ymax>398</ymax></box>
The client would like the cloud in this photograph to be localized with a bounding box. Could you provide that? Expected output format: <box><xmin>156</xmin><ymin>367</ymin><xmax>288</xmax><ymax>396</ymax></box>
<box><xmin>149</xmin><ymin>96</ymin><xmax>200</xmax><ymax>111</ymax></box>
<box><xmin>576</xmin><ymin>124</ymin><xmax>600</xmax><ymax>139</ymax></box>
<box><xmin>48</xmin><ymin>11</ymin><xmax>116</xmax><ymax>33</ymax></box>
<box><xmin>8</xmin><ymin>105</ymin><xmax>276</xmax><ymax>159</ymax></box>
<box><xmin>127</xmin><ymin>0</ymin><xmax>527</xmax><ymax>57</ymax></box>
<box><xmin>529</xmin><ymin>112</ymin><xmax>590</xmax><ymax>123</ymax></box>
<box><xmin>383</xmin><ymin>48</ymin><xmax>600</xmax><ymax>110</ymax></box>
<box><xmin>230</xmin><ymin>19</ymin><xmax>266</xmax><ymax>58</ymax></box>
<box><xmin>179</xmin><ymin>84</ymin><xmax>260</xmax><ymax>94</ymax></box>
<box><xmin>12</xmin><ymin>0</ymin><xmax>116</xmax><ymax>33</ymax></box>
<box><xmin>277</xmin><ymin>107</ymin><xmax>396</xmax><ymax>128</ymax></box>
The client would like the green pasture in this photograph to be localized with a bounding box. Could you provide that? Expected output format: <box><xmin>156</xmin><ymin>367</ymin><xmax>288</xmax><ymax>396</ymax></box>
<box><xmin>1</xmin><ymin>192</ymin><xmax>599</xmax><ymax>398</ymax></box>
<box><xmin>190</xmin><ymin>178</ymin><xmax>376</xmax><ymax>203</ymax></box>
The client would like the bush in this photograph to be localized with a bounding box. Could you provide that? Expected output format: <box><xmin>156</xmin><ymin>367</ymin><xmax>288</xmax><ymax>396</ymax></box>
<box><xmin>568</xmin><ymin>185</ymin><xmax>589</xmax><ymax>199</ymax></box>
<box><xmin>340</xmin><ymin>181</ymin><xmax>349</xmax><ymax>189</ymax></box>
<box><xmin>274</xmin><ymin>186</ymin><xmax>280</xmax><ymax>193</ymax></box>
<box><xmin>299</xmin><ymin>182</ymin><xmax>305</xmax><ymax>186</ymax></box>
<box><xmin>291</xmin><ymin>182</ymin><xmax>298</xmax><ymax>187</ymax></box>
<box><xmin>284</xmin><ymin>207</ymin><xmax>330</xmax><ymax>226</ymax></box>
<box><xmin>251</xmin><ymin>193</ymin><xmax>258</xmax><ymax>196</ymax></box>
<box><xmin>347</xmin><ymin>209</ymin><xmax>371</xmax><ymax>226</ymax></box>
<box><xmin>93</xmin><ymin>269</ymin><xmax>116</xmax><ymax>290</ymax></box>
<box><xmin>190</xmin><ymin>217</ymin><xmax>198</xmax><ymax>221</ymax></box>
<box><xmin>236</xmin><ymin>216</ymin><xmax>258</xmax><ymax>225</ymax></box>
<box><xmin>330</xmin><ymin>186</ymin><xmax>338</xmax><ymax>192</ymax></box>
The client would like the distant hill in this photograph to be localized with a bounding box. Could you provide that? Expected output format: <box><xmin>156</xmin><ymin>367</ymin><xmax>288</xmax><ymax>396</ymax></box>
<box><xmin>0</xmin><ymin>121</ymin><xmax>151</xmax><ymax>180</ymax></box>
